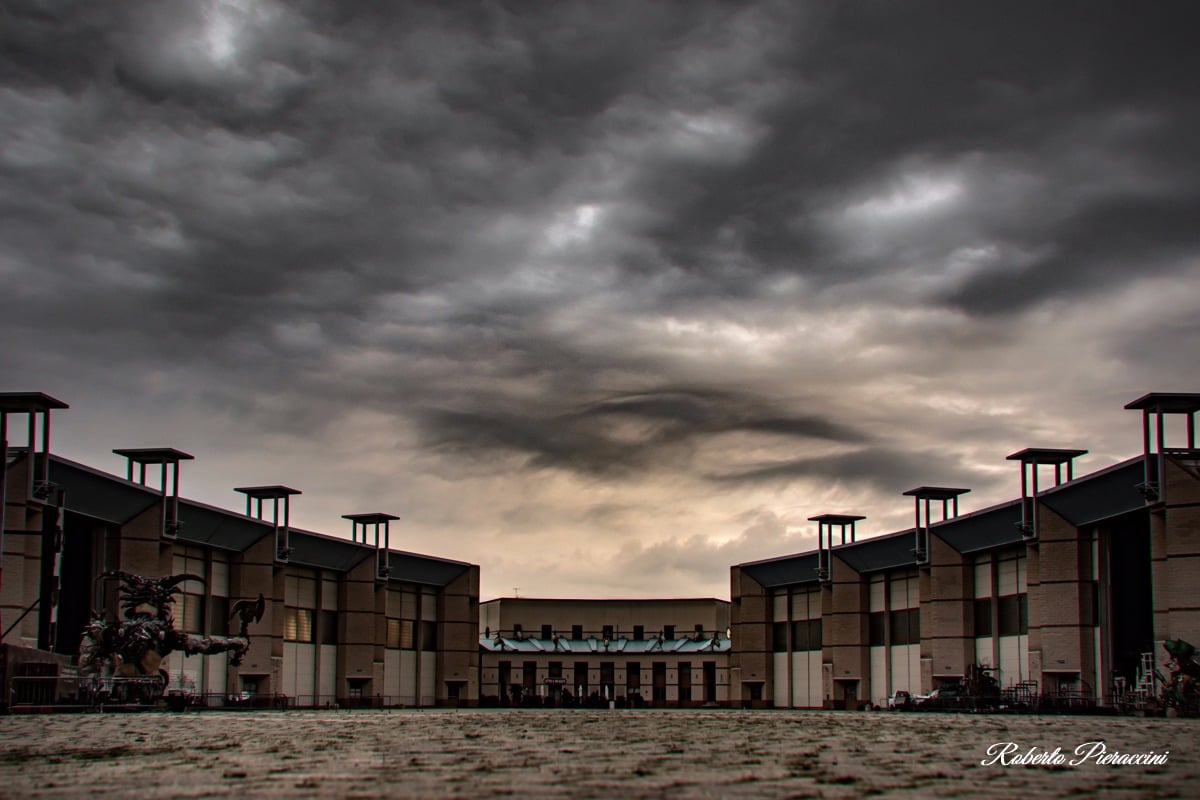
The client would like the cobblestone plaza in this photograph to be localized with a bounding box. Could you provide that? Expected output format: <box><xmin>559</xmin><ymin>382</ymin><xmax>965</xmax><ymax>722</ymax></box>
<box><xmin>1</xmin><ymin>710</ymin><xmax>1197</xmax><ymax>798</ymax></box>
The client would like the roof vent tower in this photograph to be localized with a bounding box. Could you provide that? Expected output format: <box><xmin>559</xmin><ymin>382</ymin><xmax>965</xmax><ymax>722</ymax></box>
<box><xmin>344</xmin><ymin>512</ymin><xmax>399</xmax><ymax>581</ymax></box>
<box><xmin>902</xmin><ymin>486</ymin><xmax>970</xmax><ymax>564</ymax></box>
<box><xmin>809</xmin><ymin>513</ymin><xmax>865</xmax><ymax>581</ymax></box>
<box><xmin>1124</xmin><ymin>392</ymin><xmax>1200</xmax><ymax>504</ymax></box>
<box><xmin>0</xmin><ymin>392</ymin><xmax>69</xmax><ymax>506</ymax></box>
<box><xmin>113</xmin><ymin>448</ymin><xmax>194</xmax><ymax>539</ymax></box>
<box><xmin>235</xmin><ymin>485</ymin><xmax>301</xmax><ymax>563</ymax></box>
<box><xmin>1005</xmin><ymin>448</ymin><xmax>1087</xmax><ymax>540</ymax></box>
<box><xmin>0</xmin><ymin>392</ymin><xmax>69</xmax><ymax>644</ymax></box>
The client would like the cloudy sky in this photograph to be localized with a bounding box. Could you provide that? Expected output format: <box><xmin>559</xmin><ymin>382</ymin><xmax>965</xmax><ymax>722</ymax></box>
<box><xmin>3</xmin><ymin>1</ymin><xmax>1197</xmax><ymax>600</ymax></box>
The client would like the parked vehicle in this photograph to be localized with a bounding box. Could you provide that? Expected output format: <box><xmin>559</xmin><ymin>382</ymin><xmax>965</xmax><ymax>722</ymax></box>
<box><xmin>917</xmin><ymin>687</ymin><xmax>962</xmax><ymax>709</ymax></box>
<box><xmin>888</xmin><ymin>690</ymin><xmax>913</xmax><ymax>710</ymax></box>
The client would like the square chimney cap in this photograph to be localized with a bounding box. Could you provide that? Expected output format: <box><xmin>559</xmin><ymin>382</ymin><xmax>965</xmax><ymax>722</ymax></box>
<box><xmin>113</xmin><ymin>447</ymin><xmax>195</xmax><ymax>464</ymax></box>
<box><xmin>234</xmin><ymin>485</ymin><xmax>302</xmax><ymax>498</ymax></box>
<box><xmin>1124</xmin><ymin>392</ymin><xmax>1200</xmax><ymax>414</ymax></box>
<box><xmin>807</xmin><ymin>513</ymin><xmax>866</xmax><ymax>524</ymax></box>
<box><xmin>343</xmin><ymin>513</ymin><xmax>400</xmax><ymax>524</ymax></box>
<box><xmin>903</xmin><ymin>486</ymin><xmax>970</xmax><ymax>500</ymax></box>
<box><xmin>1005</xmin><ymin>448</ymin><xmax>1087</xmax><ymax>464</ymax></box>
<box><xmin>0</xmin><ymin>392</ymin><xmax>69</xmax><ymax>412</ymax></box>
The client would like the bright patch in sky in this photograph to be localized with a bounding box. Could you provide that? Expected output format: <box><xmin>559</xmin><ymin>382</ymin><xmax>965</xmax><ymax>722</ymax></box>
<box><xmin>847</xmin><ymin>174</ymin><xmax>964</xmax><ymax>221</ymax></box>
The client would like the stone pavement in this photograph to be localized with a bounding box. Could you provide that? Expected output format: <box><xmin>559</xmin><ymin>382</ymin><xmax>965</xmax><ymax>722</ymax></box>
<box><xmin>0</xmin><ymin>709</ymin><xmax>1197</xmax><ymax>798</ymax></box>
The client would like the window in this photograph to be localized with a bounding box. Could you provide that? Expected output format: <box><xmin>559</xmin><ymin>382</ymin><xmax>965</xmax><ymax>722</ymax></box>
<box><xmin>869</xmin><ymin>612</ymin><xmax>886</xmax><ymax>647</ymax></box>
<box><xmin>386</xmin><ymin>618</ymin><xmax>416</xmax><ymax>649</ymax></box>
<box><xmin>694</xmin><ymin>623</ymin><xmax>705</xmax><ymax>637</ymax></box>
<box><xmin>772</xmin><ymin>622</ymin><xmax>789</xmax><ymax>652</ymax></box>
<box><xmin>663</xmin><ymin>625</ymin><xmax>675</xmax><ymax>640</ymax></box>
<box><xmin>319</xmin><ymin>610</ymin><xmax>338</xmax><ymax>645</ymax></box>
<box><xmin>284</xmin><ymin>608</ymin><xmax>313</xmax><ymax>642</ymax></box>
<box><xmin>627</xmin><ymin>662</ymin><xmax>641</xmax><ymax>691</ymax></box>
<box><xmin>998</xmin><ymin>595</ymin><xmax>1026</xmax><ymax>637</ymax></box>
<box><xmin>208</xmin><ymin>597</ymin><xmax>229</xmax><ymax>636</ymax></box>
<box><xmin>513</xmin><ymin>623</ymin><xmax>523</xmax><ymax>639</ymax></box>
<box><xmin>422</xmin><ymin>621</ymin><xmax>438</xmax><ymax>650</ymax></box>
<box><xmin>633</xmin><ymin>625</ymin><xmax>644</xmax><ymax>640</ymax></box>
<box><xmin>889</xmin><ymin>608</ymin><xmax>919</xmax><ymax>646</ymax></box>
<box><xmin>792</xmin><ymin>619</ymin><xmax>821</xmax><ymax>651</ymax></box>
<box><xmin>386</xmin><ymin>619</ymin><xmax>400</xmax><ymax>649</ymax></box>
<box><xmin>179</xmin><ymin>593</ymin><xmax>204</xmax><ymax>634</ymax></box>
<box><xmin>974</xmin><ymin>599</ymin><xmax>993</xmax><ymax>637</ymax></box>
<box><xmin>549</xmin><ymin>661</ymin><xmax>562</xmax><ymax>679</ymax></box>
<box><xmin>602</xmin><ymin>625</ymin><xmax>614</xmax><ymax>641</ymax></box>
<box><xmin>571</xmin><ymin>625</ymin><xmax>583</xmax><ymax>640</ymax></box>
<box><xmin>541</xmin><ymin>624</ymin><xmax>553</xmax><ymax>640</ymax></box>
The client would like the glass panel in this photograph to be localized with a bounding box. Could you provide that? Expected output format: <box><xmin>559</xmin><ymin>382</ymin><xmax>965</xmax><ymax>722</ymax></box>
<box><xmin>773</xmin><ymin>622</ymin><xmax>788</xmax><ymax>652</ymax></box>
<box><xmin>400</xmin><ymin>620</ymin><xmax>415</xmax><ymax>650</ymax></box>
<box><xmin>974</xmin><ymin>598</ymin><xmax>992</xmax><ymax>637</ymax></box>
<box><xmin>386</xmin><ymin>618</ymin><xmax>401</xmax><ymax>649</ymax></box>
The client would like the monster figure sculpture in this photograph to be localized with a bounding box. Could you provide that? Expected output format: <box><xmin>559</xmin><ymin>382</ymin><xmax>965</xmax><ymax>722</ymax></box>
<box><xmin>1161</xmin><ymin>638</ymin><xmax>1200</xmax><ymax>716</ymax></box>
<box><xmin>78</xmin><ymin>570</ymin><xmax>264</xmax><ymax>703</ymax></box>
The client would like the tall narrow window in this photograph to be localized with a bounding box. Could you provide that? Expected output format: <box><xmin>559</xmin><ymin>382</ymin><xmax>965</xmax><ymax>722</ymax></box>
<box><xmin>284</xmin><ymin>608</ymin><xmax>313</xmax><ymax>642</ymax></box>
<box><xmin>773</xmin><ymin>622</ymin><xmax>789</xmax><ymax>652</ymax></box>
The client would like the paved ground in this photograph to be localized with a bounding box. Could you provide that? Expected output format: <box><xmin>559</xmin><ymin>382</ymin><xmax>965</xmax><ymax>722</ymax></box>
<box><xmin>0</xmin><ymin>709</ymin><xmax>1197</xmax><ymax>798</ymax></box>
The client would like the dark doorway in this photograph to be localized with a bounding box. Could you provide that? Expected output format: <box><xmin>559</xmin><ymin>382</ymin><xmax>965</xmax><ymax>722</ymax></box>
<box><xmin>1104</xmin><ymin>514</ymin><xmax>1154</xmax><ymax>691</ymax></box>
<box><xmin>51</xmin><ymin>510</ymin><xmax>99</xmax><ymax>656</ymax></box>
<box><xmin>678</xmin><ymin>661</ymin><xmax>692</xmax><ymax>704</ymax></box>
<box><xmin>652</xmin><ymin>662</ymin><xmax>666</xmax><ymax>704</ymax></box>
<box><xmin>703</xmin><ymin>661</ymin><xmax>717</xmax><ymax>703</ymax></box>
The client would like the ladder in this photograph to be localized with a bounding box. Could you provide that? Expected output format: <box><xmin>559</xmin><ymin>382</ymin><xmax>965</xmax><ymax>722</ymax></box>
<box><xmin>1137</xmin><ymin>652</ymin><xmax>1157</xmax><ymax>696</ymax></box>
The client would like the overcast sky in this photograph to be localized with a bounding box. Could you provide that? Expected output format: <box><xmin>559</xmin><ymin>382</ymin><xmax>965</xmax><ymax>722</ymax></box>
<box><xmin>3</xmin><ymin>1</ymin><xmax>1197</xmax><ymax>600</ymax></box>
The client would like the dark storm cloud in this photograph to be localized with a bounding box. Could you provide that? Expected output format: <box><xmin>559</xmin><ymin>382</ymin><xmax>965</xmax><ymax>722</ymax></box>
<box><xmin>418</xmin><ymin>387</ymin><xmax>868</xmax><ymax>477</ymax></box>
<box><xmin>710</xmin><ymin>447</ymin><xmax>997</xmax><ymax>496</ymax></box>
<box><xmin>630</xmin><ymin>1</ymin><xmax>1200</xmax><ymax>306</ymax></box>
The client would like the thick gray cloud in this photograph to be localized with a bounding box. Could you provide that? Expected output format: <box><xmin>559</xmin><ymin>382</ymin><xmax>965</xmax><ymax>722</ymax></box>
<box><xmin>2</xmin><ymin>0</ymin><xmax>1197</xmax><ymax>599</ymax></box>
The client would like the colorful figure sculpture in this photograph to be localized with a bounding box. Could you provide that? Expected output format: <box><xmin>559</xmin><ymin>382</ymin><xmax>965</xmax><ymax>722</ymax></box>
<box><xmin>78</xmin><ymin>570</ymin><xmax>264</xmax><ymax>703</ymax></box>
<box><xmin>1161</xmin><ymin>638</ymin><xmax>1200</xmax><ymax>716</ymax></box>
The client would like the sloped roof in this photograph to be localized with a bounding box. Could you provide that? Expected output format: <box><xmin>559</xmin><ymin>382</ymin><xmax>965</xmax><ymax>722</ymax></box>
<box><xmin>737</xmin><ymin>552</ymin><xmax>820</xmax><ymax>589</ymax></box>
<box><xmin>289</xmin><ymin>529</ymin><xmax>374</xmax><ymax>572</ymax></box>
<box><xmin>1038</xmin><ymin>457</ymin><xmax>1144</xmax><ymax>527</ymax></box>
<box><xmin>834</xmin><ymin>529</ymin><xmax>919</xmax><ymax>574</ymax></box>
<box><xmin>49</xmin><ymin>457</ymin><xmax>161</xmax><ymax>524</ymax></box>
<box><xmin>176</xmin><ymin>499</ymin><xmax>271</xmax><ymax>551</ymax></box>
<box><xmin>927</xmin><ymin>500</ymin><xmax>1023</xmax><ymax>555</ymax></box>
<box><xmin>387</xmin><ymin>549</ymin><xmax>472</xmax><ymax>586</ymax></box>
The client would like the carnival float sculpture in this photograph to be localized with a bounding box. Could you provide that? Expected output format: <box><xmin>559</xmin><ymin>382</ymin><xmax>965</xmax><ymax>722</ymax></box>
<box><xmin>78</xmin><ymin>570</ymin><xmax>264</xmax><ymax>703</ymax></box>
<box><xmin>1160</xmin><ymin>638</ymin><xmax>1200</xmax><ymax>716</ymax></box>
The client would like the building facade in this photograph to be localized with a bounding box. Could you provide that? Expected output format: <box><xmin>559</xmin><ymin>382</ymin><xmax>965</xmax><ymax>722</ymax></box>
<box><xmin>478</xmin><ymin>597</ymin><xmax>731</xmax><ymax>706</ymax></box>
<box><xmin>731</xmin><ymin>392</ymin><xmax>1200</xmax><ymax>710</ymax></box>
<box><xmin>0</xmin><ymin>392</ymin><xmax>479</xmax><ymax>708</ymax></box>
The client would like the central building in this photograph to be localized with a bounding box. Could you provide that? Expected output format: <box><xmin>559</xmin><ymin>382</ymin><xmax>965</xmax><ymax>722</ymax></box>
<box><xmin>478</xmin><ymin>597</ymin><xmax>731</xmax><ymax>706</ymax></box>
